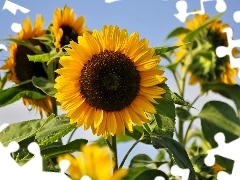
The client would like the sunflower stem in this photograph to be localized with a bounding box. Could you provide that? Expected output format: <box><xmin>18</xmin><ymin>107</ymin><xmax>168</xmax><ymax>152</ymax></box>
<box><xmin>119</xmin><ymin>134</ymin><xmax>144</xmax><ymax>169</ymax></box>
<box><xmin>67</xmin><ymin>128</ymin><xmax>77</xmax><ymax>143</ymax></box>
<box><xmin>112</xmin><ymin>135</ymin><xmax>118</xmax><ymax>170</ymax></box>
<box><xmin>106</xmin><ymin>138</ymin><xmax>113</xmax><ymax>150</ymax></box>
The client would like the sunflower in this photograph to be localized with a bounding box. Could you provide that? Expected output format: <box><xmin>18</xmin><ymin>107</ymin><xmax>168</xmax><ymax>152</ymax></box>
<box><xmin>55</xmin><ymin>25</ymin><xmax>167</xmax><ymax>138</ymax></box>
<box><xmin>175</xmin><ymin>13</ymin><xmax>238</xmax><ymax>85</ymax></box>
<box><xmin>0</xmin><ymin>15</ymin><xmax>52</xmax><ymax>116</ymax></box>
<box><xmin>58</xmin><ymin>144</ymin><xmax>128</xmax><ymax>180</ymax></box>
<box><xmin>52</xmin><ymin>6</ymin><xmax>87</xmax><ymax>48</ymax></box>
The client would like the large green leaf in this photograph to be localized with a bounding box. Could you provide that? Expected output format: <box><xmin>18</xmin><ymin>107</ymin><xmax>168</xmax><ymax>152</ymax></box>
<box><xmin>183</xmin><ymin>13</ymin><xmax>224</xmax><ymax>43</ymax></box>
<box><xmin>153</xmin><ymin>84</ymin><xmax>176</xmax><ymax>137</ymax></box>
<box><xmin>0</xmin><ymin>82</ymin><xmax>46</xmax><ymax>107</ymax></box>
<box><xmin>129</xmin><ymin>154</ymin><xmax>152</xmax><ymax>168</ymax></box>
<box><xmin>1</xmin><ymin>38</ymin><xmax>43</xmax><ymax>54</ymax></box>
<box><xmin>124</xmin><ymin>167</ymin><xmax>168</xmax><ymax>180</ymax></box>
<box><xmin>36</xmin><ymin>115</ymin><xmax>76</xmax><ymax>146</ymax></box>
<box><xmin>166</xmin><ymin>27</ymin><xmax>191</xmax><ymax>39</ymax></box>
<box><xmin>202</xmin><ymin>82</ymin><xmax>240</xmax><ymax>117</ymax></box>
<box><xmin>198</xmin><ymin>101</ymin><xmax>240</xmax><ymax>137</ymax></box>
<box><xmin>0</xmin><ymin>114</ymin><xmax>54</xmax><ymax>146</ymax></box>
<box><xmin>32</xmin><ymin>76</ymin><xmax>57</xmax><ymax>97</ymax></box>
<box><xmin>41</xmin><ymin>139</ymin><xmax>88</xmax><ymax>159</ymax></box>
<box><xmin>151</xmin><ymin>133</ymin><xmax>196</xmax><ymax>180</ymax></box>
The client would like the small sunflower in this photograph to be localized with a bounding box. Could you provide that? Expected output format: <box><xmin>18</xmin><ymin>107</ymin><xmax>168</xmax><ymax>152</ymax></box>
<box><xmin>1</xmin><ymin>15</ymin><xmax>52</xmax><ymax>116</ymax></box>
<box><xmin>52</xmin><ymin>6</ymin><xmax>87</xmax><ymax>48</ymax></box>
<box><xmin>55</xmin><ymin>25</ymin><xmax>167</xmax><ymax>138</ymax></box>
<box><xmin>175</xmin><ymin>13</ymin><xmax>238</xmax><ymax>85</ymax></box>
<box><xmin>58</xmin><ymin>144</ymin><xmax>128</xmax><ymax>180</ymax></box>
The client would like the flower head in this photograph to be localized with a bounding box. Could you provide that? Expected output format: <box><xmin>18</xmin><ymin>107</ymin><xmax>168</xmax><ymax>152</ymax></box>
<box><xmin>0</xmin><ymin>15</ymin><xmax>52</xmax><ymax>116</ymax></box>
<box><xmin>175</xmin><ymin>13</ymin><xmax>238</xmax><ymax>85</ymax></box>
<box><xmin>52</xmin><ymin>6</ymin><xmax>87</xmax><ymax>48</ymax></box>
<box><xmin>58</xmin><ymin>144</ymin><xmax>128</xmax><ymax>180</ymax></box>
<box><xmin>55</xmin><ymin>25</ymin><xmax>167</xmax><ymax>138</ymax></box>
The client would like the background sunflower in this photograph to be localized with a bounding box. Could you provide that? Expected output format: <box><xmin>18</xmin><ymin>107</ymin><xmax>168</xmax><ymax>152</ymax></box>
<box><xmin>51</xmin><ymin>6</ymin><xmax>87</xmax><ymax>49</ymax></box>
<box><xmin>1</xmin><ymin>15</ymin><xmax>52</xmax><ymax>117</ymax></box>
<box><xmin>174</xmin><ymin>13</ymin><xmax>238</xmax><ymax>86</ymax></box>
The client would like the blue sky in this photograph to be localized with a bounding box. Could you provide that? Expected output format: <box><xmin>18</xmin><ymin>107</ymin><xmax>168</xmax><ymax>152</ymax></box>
<box><xmin>1</xmin><ymin>0</ymin><xmax>240</xmax><ymax>168</ymax></box>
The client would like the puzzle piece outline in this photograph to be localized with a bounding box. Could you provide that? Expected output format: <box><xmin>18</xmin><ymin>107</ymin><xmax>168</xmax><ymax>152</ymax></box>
<box><xmin>0</xmin><ymin>124</ymin><xmax>71</xmax><ymax>180</ymax></box>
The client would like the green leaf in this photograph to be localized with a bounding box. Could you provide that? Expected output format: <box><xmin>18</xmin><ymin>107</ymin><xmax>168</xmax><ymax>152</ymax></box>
<box><xmin>202</xmin><ymin>82</ymin><xmax>240</xmax><ymax>117</ymax></box>
<box><xmin>0</xmin><ymin>114</ymin><xmax>54</xmax><ymax>146</ymax></box>
<box><xmin>198</xmin><ymin>101</ymin><xmax>240</xmax><ymax>137</ymax></box>
<box><xmin>32</xmin><ymin>76</ymin><xmax>57</xmax><ymax>97</ymax></box>
<box><xmin>153</xmin><ymin>84</ymin><xmax>176</xmax><ymax>137</ymax></box>
<box><xmin>0</xmin><ymin>82</ymin><xmax>46</xmax><ymax>107</ymax></box>
<box><xmin>129</xmin><ymin>154</ymin><xmax>152</xmax><ymax>168</ymax></box>
<box><xmin>36</xmin><ymin>115</ymin><xmax>77</xmax><ymax>146</ymax></box>
<box><xmin>166</xmin><ymin>27</ymin><xmax>191</xmax><ymax>39</ymax></box>
<box><xmin>27</xmin><ymin>53</ymin><xmax>55</xmax><ymax>63</ymax></box>
<box><xmin>124</xmin><ymin>167</ymin><xmax>168</xmax><ymax>180</ymax></box>
<box><xmin>151</xmin><ymin>133</ymin><xmax>196</xmax><ymax>180</ymax></box>
<box><xmin>155</xmin><ymin>45</ymin><xmax>184</xmax><ymax>55</ymax></box>
<box><xmin>176</xmin><ymin>107</ymin><xmax>193</xmax><ymax>120</ymax></box>
<box><xmin>41</xmin><ymin>139</ymin><xmax>88</xmax><ymax>158</ymax></box>
<box><xmin>183</xmin><ymin>13</ymin><xmax>224</xmax><ymax>43</ymax></box>
<box><xmin>170</xmin><ymin>91</ymin><xmax>192</xmax><ymax>108</ymax></box>
<box><xmin>33</xmin><ymin>34</ymin><xmax>54</xmax><ymax>42</ymax></box>
<box><xmin>1</xmin><ymin>38</ymin><xmax>43</xmax><ymax>54</ymax></box>
<box><xmin>126</xmin><ymin>126</ymin><xmax>151</xmax><ymax>144</ymax></box>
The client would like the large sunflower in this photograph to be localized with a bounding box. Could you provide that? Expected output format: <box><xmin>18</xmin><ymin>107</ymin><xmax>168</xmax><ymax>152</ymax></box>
<box><xmin>55</xmin><ymin>25</ymin><xmax>167</xmax><ymax>138</ymax></box>
<box><xmin>58</xmin><ymin>144</ymin><xmax>128</xmax><ymax>180</ymax></box>
<box><xmin>1</xmin><ymin>15</ymin><xmax>52</xmax><ymax>116</ymax></box>
<box><xmin>175</xmin><ymin>13</ymin><xmax>238</xmax><ymax>85</ymax></box>
<box><xmin>52</xmin><ymin>6</ymin><xmax>87</xmax><ymax>48</ymax></box>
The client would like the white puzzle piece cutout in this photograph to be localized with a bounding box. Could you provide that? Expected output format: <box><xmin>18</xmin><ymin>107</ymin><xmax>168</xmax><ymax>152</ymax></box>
<box><xmin>215</xmin><ymin>27</ymin><xmax>240</xmax><ymax>77</ymax></box>
<box><xmin>0</xmin><ymin>124</ymin><xmax>71</xmax><ymax>180</ymax></box>
<box><xmin>174</xmin><ymin>0</ymin><xmax>227</xmax><ymax>22</ymax></box>
<box><xmin>205</xmin><ymin>132</ymin><xmax>240</xmax><ymax>180</ymax></box>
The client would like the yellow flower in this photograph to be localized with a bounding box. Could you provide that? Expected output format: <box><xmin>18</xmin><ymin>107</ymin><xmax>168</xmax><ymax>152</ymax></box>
<box><xmin>0</xmin><ymin>15</ymin><xmax>52</xmax><ymax>117</ymax></box>
<box><xmin>55</xmin><ymin>25</ymin><xmax>167</xmax><ymax>138</ymax></box>
<box><xmin>58</xmin><ymin>144</ymin><xmax>128</xmax><ymax>180</ymax></box>
<box><xmin>52</xmin><ymin>6</ymin><xmax>87</xmax><ymax>48</ymax></box>
<box><xmin>175</xmin><ymin>13</ymin><xmax>238</xmax><ymax>85</ymax></box>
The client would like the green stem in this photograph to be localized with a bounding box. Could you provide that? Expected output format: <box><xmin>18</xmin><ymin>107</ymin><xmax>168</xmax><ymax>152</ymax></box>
<box><xmin>119</xmin><ymin>134</ymin><xmax>144</xmax><ymax>169</ymax></box>
<box><xmin>67</xmin><ymin>128</ymin><xmax>77</xmax><ymax>143</ymax></box>
<box><xmin>106</xmin><ymin>138</ymin><xmax>113</xmax><ymax>150</ymax></box>
<box><xmin>112</xmin><ymin>135</ymin><xmax>118</xmax><ymax>170</ymax></box>
<box><xmin>183</xmin><ymin>119</ymin><xmax>195</xmax><ymax>145</ymax></box>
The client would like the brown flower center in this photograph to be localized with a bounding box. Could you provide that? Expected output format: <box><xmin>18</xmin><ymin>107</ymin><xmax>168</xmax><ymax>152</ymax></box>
<box><xmin>15</xmin><ymin>40</ymin><xmax>48</xmax><ymax>82</ymax></box>
<box><xmin>60</xmin><ymin>25</ymin><xmax>78</xmax><ymax>47</ymax></box>
<box><xmin>80</xmin><ymin>50</ymin><xmax>140</xmax><ymax>112</ymax></box>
